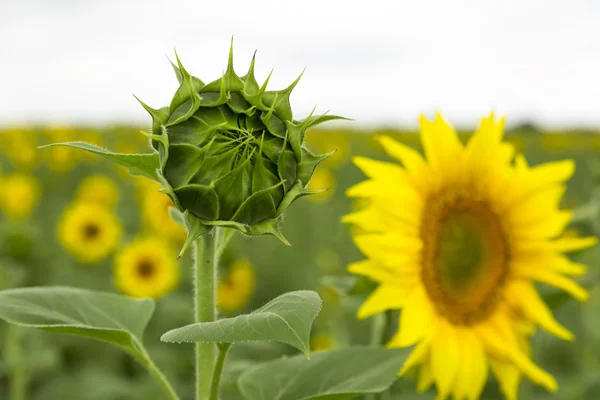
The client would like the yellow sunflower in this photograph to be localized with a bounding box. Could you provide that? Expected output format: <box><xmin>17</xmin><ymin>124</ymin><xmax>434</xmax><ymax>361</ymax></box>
<box><xmin>75</xmin><ymin>174</ymin><xmax>119</xmax><ymax>209</ymax></box>
<box><xmin>0</xmin><ymin>128</ymin><xmax>38</xmax><ymax>169</ymax></box>
<box><xmin>310</xmin><ymin>333</ymin><xmax>337</xmax><ymax>352</ymax></box>
<box><xmin>0</xmin><ymin>173</ymin><xmax>41</xmax><ymax>220</ymax></box>
<box><xmin>306</xmin><ymin>130</ymin><xmax>350</xmax><ymax>168</ymax></box>
<box><xmin>114</xmin><ymin>237</ymin><xmax>180</xmax><ymax>299</ymax></box>
<box><xmin>41</xmin><ymin>127</ymin><xmax>77</xmax><ymax>173</ymax></box>
<box><xmin>308</xmin><ymin>167</ymin><xmax>335</xmax><ymax>203</ymax></box>
<box><xmin>343</xmin><ymin>113</ymin><xmax>596</xmax><ymax>400</ymax></box>
<box><xmin>217</xmin><ymin>259</ymin><xmax>256</xmax><ymax>313</ymax></box>
<box><xmin>58</xmin><ymin>202</ymin><xmax>122</xmax><ymax>263</ymax></box>
<box><xmin>140</xmin><ymin>181</ymin><xmax>186</xmax><ymax>243</ymax></box>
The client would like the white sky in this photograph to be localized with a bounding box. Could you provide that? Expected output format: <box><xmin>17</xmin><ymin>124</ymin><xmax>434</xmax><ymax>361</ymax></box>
<box><xmin>1</xmin><ymin>0</ymin><xmax>600</xmax><ymax>129</ymax></box>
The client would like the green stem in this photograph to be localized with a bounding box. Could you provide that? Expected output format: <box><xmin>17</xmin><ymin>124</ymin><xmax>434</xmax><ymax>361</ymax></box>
<box><xmin>134</xmin><ymin>341</ymin><xmax>180</xmax><ymax>400</ymax></box>
<box><xmin>6</xmin><ymin>326</ymin><xmax>27</xmax><ymax>400</ymax></box>
<box><xmin>194</xmin><ymin>229</ymin><xmax>220</xmax><ymax>400</ymax></box>
<box><xmin>209</xmin><ymin>343</ymin><xmax>232</xmax><ymax>400</ymax></box>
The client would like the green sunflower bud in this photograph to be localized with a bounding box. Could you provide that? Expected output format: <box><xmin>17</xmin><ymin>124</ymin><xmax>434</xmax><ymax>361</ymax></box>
<box><xmin>138</xmin><ymin>41</ymin><xmax>346</xmax><ymax>245</ymax></box>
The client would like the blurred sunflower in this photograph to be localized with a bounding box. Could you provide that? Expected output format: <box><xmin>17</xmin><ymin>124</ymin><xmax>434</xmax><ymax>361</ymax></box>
<box><xmin>306</xmin><ymin>130</ymin><xmax>350</xmax><ymax>168</ymax></box>
<box><xmin>310</xmin><ymin>333</ymin><xmax>337</xmax><ymax>352</ymax></box>
<box><xmin>308</xmin><ymin>167</ymin><xmax>335</xmax><ymax>203</ymax></box>
<box><xmin>58</xmin><ymin>202</ymin><xmax>122</xmax><ymax>263</ymax></box>
<box><xmin>75</xmin><ymin>174</ymin><xmax>119</xmax><ymax>209</ymax></box>
<box><xmin>114</xmin><ymin>237</ymin><xmax>179</xmax><ymax>299</ymax></box>
<box><xmin>0</xmin><ymin>128</ymin><xmax>38</xmax><ymax>169</ymax></box>
<box><xmin>344</xmin><ymin>113</ymin><xmax>597</xmax><ymax>400</ymax></box>
<box><xmin>140</xmin><ymin>181</ymin><xmax>186</xmax><ymax>243</ymax></box>
<box><xmin>42</xmin><ymin>127</ymin><xmax>77</xmax><ymax>173</ymax></box>
<box><xmin>0</xmin><ymin>173</ymin><xmax>41</xmax><ymax>220</ymax></box>
<box><xmin>76</xmin><ymin>130</ymin><xmax>104</xmax><ymax>163</ymax></box>
<box><xmin>217</xmin><ymin>259</ymin><xmax>255</xmax><ymax>313</ymax></box>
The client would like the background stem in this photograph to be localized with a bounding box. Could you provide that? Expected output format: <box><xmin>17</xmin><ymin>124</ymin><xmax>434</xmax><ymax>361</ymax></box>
<box><xmin>209</xmin><ymin>343</ymin><xmax>232</xmax><ymax>400</ymax></box>
<box><xmin>194</xmin><ymin>229</ymin><xmax>220</xmax><ymax>400</ymax></box>
<box><xmin>133</xmin><ymin>341</ymin><xmax>180</xmax><ymax>400</ymax></box>
<box><xmin>6</xmin><ymin>326</ymin><xmax>28</xmax><ymax>400</ymax></box>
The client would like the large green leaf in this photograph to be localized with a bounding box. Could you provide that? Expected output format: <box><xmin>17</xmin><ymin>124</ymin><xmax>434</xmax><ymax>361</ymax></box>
<box><xmin>161</xmin><ymin>290</ymin><xmax>321</xmax><ymax>356</ymax></box>
<box><xmin>39</xmin><ymin>141</ymin><xmax>160</xmax><ymax>181</ymax></box>
<box><xmin>237</xmin><ymin>347</ymin><xmax>408</xmax><ymax>400</ymax></box>
<box><xmin>0</xmin><ymin>286</ymin><xmax>154</xmax><ymax>357</ymax></box>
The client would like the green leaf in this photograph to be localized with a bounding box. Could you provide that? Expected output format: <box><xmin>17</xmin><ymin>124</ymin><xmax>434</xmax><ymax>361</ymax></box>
<box><xmin>39</xmin><ymin>142</ymin><xmax>160</xmax><ymax>181</ymax></box>
<box><xmin>161</xmin><ymin>291</ymin><xmax>321</xmax><ymax>356</ymax></box>
<box><xmin>237</xmin><ymin>347</ymin><xmax>408</xmax><ymax>400</ymax></box>
<box><xmin>0</xmin><ymin>287</ymin><xmax>154</xmax><ymax>357</ymax></box>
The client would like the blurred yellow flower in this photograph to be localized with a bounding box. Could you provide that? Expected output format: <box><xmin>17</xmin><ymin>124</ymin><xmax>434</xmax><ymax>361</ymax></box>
<box><xmin>75</xmin><ymin>174</ymin><xmax>119</xmax><ymax>209</ymax></box>
<box><xmin>217</xmin><ymin>259</ymin><xmax>255</xmax><ymax>313</ymax></box>
<box><xmin>306</xmin><ymin>131</ymin><xmax>350</xmax><ymax>168</ymax></box>
<box><xmin>140</xmin><ymin>181</ymin><xmax>186</xmax><ymax>243</ymax></box>
<box><xmin>42</xmin><ymin>127</ymin><xmax>77</xmax><ymax>173</ymax></box>
<box><xmin>58</xmin><ymin>202</ymin><xmax>122</xmax><ymax>263</ymax></box>
<box><xmin>310</xmin><ymin>333</ymin><xmax>337</xmax><ymax>352</ymax></box>
<box><xmin>0</xmin><ymin>128</ymin><xmax>38</xmax><ymax>169</ymax></box>
<box><xmin>77</xmin><ymin>130</ymin><xmax>104</xmax><ymax>163</ymax></box>
<box><xmin>0</xmin><ymin>173</ymin><xmax>41</xmax><ymax>220</ymax></box>
<box><xmin>308</xmin><ymin>167</ymin><xmax>334</xmax><ymax>203</ymax></box>
<box><xmin>114</xmin><ymin>237</ymin><xmax>180</xmax><ymax>299</ymax></box>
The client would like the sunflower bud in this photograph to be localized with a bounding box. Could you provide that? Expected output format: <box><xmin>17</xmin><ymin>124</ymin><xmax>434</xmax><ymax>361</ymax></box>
<box><xmin>137</xmin><ymin>41</ymin><xmax>345</xmax><ymax>244</ymax></box>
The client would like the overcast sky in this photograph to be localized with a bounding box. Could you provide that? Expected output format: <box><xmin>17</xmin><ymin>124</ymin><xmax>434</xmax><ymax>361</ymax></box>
<box><xmin>1</xmin><ymin>0</ymin><xmax>599</xmax><ymax>129</ymax></box>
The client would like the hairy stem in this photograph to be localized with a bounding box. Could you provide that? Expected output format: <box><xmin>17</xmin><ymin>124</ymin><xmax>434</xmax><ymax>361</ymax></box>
<box><xmin>195</xmin><ymin>229</ymin><xmax>220</xmax><ymax>400</ymax></box>
<box><xmin>209</xmin><ymin>343</ymin><xmax>232</xmax><ymax>400</ymax></box>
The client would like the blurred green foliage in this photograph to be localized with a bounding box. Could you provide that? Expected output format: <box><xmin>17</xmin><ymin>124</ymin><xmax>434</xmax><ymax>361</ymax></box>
<box><xmin>0</xmin><ymin>124</ymin><xmax>598</xmax><ymax>399</ymax></box>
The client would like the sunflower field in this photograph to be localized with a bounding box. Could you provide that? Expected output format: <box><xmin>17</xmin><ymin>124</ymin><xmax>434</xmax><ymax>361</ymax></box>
<box><xmin>0</xmin><ymin>119</ymin><xmax>598</xmax><ymax>400</ymax></box>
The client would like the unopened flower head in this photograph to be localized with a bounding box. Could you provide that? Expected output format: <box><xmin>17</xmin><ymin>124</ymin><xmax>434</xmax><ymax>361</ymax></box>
<box><xmin>136</xmin><ymin>41</ymin><xmax>345</xmax><ymax>243</ymax></box>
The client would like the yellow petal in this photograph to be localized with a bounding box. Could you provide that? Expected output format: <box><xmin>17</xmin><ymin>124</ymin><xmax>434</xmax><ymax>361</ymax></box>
<box><xmin>357</xmin><ymin>284</ymin><xmax>408</xmax><ymax>319</ymax></box>
<box><xmin>516</xmin><ymin>267</ymin><xmax>588</xmax><ymax>301</ymax></box>
<box><xmin>477</xmin><ymin>320</ymin><xmax>557</xmax><ymax>393</ymax></box>
<box><xmin>347</xmin><ymin>260</ymin><xmax>396</xmax><ymax>283</ymax></box>
<box><xmin>489</xmin><ymin>358</ymin><xmax>520</xmax><ymax>400</ymax></box>
<box><xmin>377</xmin><ymin>135</ymin><xmax>426</xmax><ymax>173</ymax></box>
<box><xmin>353</xmin><ymin>156</ymin><xmax>409</xmax><ymax>182</ymax></box>
<box><xmin>398</xmin><ymin>339</ymin><xmax>430</xmax><ymax>375</ymax></box>
<box><xmin>507</xmin><ymin>185</ymin><xmax>566</xmax><ymax>226</ymax></box>
<box><xmin>342</xmin><ymin>208</ymin><xmax>387</xmax><ymax>233</ymax></box>
<box><xmin>388</xmin><ymin>285</ymin><xmax>433</xmax><ymax>347</ymax></box>
<box><xmin>509</xmin><ymin>347</ymin><xmax>557</xmax><ymax>392</ymax></box>
<box><xmin>452</xmin><ymin>329</ymin><xmax>488</xmax><ymax>400</ymax></box>
<box><xmin>500</xmin><ymin>160</ymin><xmax>575</xmax><ymax>210</ymax></box>
<box><xmin>430</xmin><ymin>320</ymin><xmax>460</xmax><ymax>398</ymax></box>
<box><xmin>505</xmin><ymin>281</ymin><xmax>574</xmax><ymax>340</ymax></box>
<box><xmin>353</xmin><ymin>233</ymin><xmax>422</xmax><ymax>269</ymax></box>
<box><xmin>512</xmin><ymin>254</ymin><xmax>587</xmax><ymax>277</ymax></box>
<box><xmin>419</xmin><ymin>114</ymin><xmax>464</xmax><ymax>186</ymax></box>
<box><xmin>417</xmin><ymin>363</ymin><xmax>434</xmax><ymax>393</ymax></box>
<box><xmin>512</xmin><ymin>211</ymin><xmax>572</xmax><ymax>240</ymax></box>
<box><xmin>376</xmin><ymin>135</ymin><xmax>431</xmax><ymax>194</ymax></box>
<box><xmin>552</xmin><ymin>236</ymin><xmax>598</xmax><ymax>253</ymax></box>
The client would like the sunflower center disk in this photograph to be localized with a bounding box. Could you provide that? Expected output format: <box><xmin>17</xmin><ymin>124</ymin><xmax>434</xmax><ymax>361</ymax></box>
<box><xmin>421</xmin><ymin>193</ymin><xmax>508</xmax><ymax>325</ymax></box>
<box><xmin>83</xmin><ymin>223</ymin><xmax>100</xmax><ymax>240</ymax></box>
<box><xmin>137</xmin><ymin>259</ymin><xmax>156</xmax><ymax>279</ymax></box>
